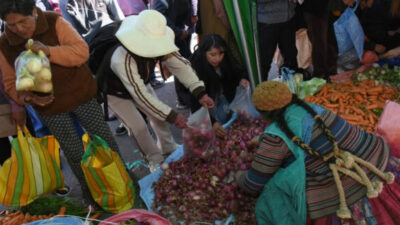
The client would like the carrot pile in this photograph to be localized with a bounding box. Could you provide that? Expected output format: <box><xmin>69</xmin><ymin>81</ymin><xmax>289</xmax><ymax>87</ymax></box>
<box><xmin>0</xmin><ymin>206</ymin><xmax>67</xmax><ymax>225</ymax></box>
<box><xmin>305</xmin><ymin>79</ymin><xmax>399</xmax><ymax>133</ymax></box>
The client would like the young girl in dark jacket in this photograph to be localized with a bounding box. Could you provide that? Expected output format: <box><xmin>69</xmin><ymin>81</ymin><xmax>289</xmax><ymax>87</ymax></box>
<box><xmin>188</xmin><ymin>34</ymin><xmax>250</xmax><ymax>137</ymax></box>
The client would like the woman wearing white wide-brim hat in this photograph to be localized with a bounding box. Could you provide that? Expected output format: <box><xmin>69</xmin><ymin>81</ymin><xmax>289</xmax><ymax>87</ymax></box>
<box><xmin>107</xmin><ymin>9</ymin><xmax>214</xmax><ymax>170</ymax></box>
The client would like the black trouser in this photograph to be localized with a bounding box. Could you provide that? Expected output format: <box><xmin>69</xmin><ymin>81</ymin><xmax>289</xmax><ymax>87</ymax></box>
<box><xmin>0</xmin><ymin>137</ymin><xmax>11</xmax><ymax>165</ymax></box>
<box><xmin>174</xmin><ymin>34</ymin><xmax>192</xmax><ymax>104</ymax></box>
<box><xmin>39</xmin><ymin>98</ymin><xmax>136</xmax><ymax>204</ymax></box>
<box><xmin>304</xmin><ymin>12</ymin><xmax>338</xmax><ymax>79</ymax></box>
<box><xmin>258</xmin><ymin>18</ymin><xmax>298</xmax><ymax>81</ymax></box>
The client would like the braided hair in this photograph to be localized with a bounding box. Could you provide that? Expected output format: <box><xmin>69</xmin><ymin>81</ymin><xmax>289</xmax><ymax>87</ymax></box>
<box><xmin>260</xmin><ymin>95</ymin><xmax>338</xmax><ymax>161</ymax></box>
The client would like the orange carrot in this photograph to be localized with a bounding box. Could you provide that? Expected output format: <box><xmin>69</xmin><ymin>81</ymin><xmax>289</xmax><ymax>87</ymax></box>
<box><xmin>349</xmin><ymin>88</ymin><xmax>363</xmax><ymax>93</ymax></box>
<box><xmin>368</xmin><ymin>113</ymin><xmax>375</xmax><ymax>124</ymax></box>
<box><xmin>324</xmin><ymin>103</ymin><xmax>339</xmax><ymax>108</ymax></box>
<box><xmin>89</xmin><ymin>212</ymin><xmax>101</xmax><ymax>219</ymax></box>
<box><xmin>23</xmin><ymin>213</ymin><xmax>31</xmax><ymax>223</ymax></box>
<box><xmin>354</xmin><ymin>120</ymin><xmax>370</xmax><ymax>126</ymax></box>
<box><xmin>58</xmin><ymin>206</ymin><xmax>66</xmax><ymax>216</ymax></box>
<box><xmin>365</xmin><ymin>104</ymin><xmax>380</xmax><ymax>110</ymax></box>
<box><xmin>341</xmin><ymin>114</ymin><xmax>363</xmax><ymax>121</ymax></box>
<box><xmin>367</xmin><ymin>86</ymin><xmax>384</xmax><ymax>94</ymax></box>
<box><xmin>351</xmin><ymin>106</ymin><xmax>365</xmax><ymax>115</ymax></box>
<box><xmin>353</xmin><ymin>94</ymin><xmax>364</xmax><ymax>102</ymax></box>
<box><xmin>4</xmin><ymin>213</ymin><xmax>24</xmax><ymax>225</ymax></box>
<box><xmin>30</xmin><ymin>215</ymin><xmax>38</xmax><ymax>221</ymax></box>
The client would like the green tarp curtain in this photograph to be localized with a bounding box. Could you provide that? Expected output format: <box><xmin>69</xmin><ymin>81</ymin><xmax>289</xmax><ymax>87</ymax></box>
<box><xmin>223</xmin><ymin>0</ymin><xmax>261</xmax><ymax>89</ymax></box>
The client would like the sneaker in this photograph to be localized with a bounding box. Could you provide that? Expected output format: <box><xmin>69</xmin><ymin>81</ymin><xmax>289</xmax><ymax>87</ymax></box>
<box><xmin>150</xmin><ymin>79</ymin><xmax>165</xmax><ymax>89</ymax></box>
<box><xmin>176</xmin><ymin>101</ymin><xmax>188</xmax><ymax>109</ymax></box>
<box><xmin>55</xmin><ymin>185</ymin><xmax>71</xmax><ymax>197</ymax></box>
<box><xmin>115</xmin><ymin>124</ymin><xmax>128</xmax><ymax>136</ymax></box>
<box><xmin>107</xmin><ymin>113</ymin><xmax>117</xmax><ymax>121</ymax></box>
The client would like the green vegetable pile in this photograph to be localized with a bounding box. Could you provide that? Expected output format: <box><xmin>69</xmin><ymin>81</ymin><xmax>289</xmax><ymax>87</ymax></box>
<box><xmin>20</xmin><ymin>196</ymin><xmax>88</xmax><ymax>216</ymax></box>
<box><xmin>356</xmin><ymin>64</ymin><xmax>400</xmax><ymax>89</ymax></box>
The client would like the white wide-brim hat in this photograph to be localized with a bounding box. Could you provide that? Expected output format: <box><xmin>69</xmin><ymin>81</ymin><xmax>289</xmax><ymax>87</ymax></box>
<box><xmin>115</xmin><ymin>10</ymin><xmax>179</xmax><ymax>58</ymax></box>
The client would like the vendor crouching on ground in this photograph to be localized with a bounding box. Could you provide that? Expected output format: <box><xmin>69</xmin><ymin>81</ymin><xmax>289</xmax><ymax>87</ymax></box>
<box><xmin>236</xmin><ymin>81</ymin><xmax>400</xmax><ymax>225</ymax></box>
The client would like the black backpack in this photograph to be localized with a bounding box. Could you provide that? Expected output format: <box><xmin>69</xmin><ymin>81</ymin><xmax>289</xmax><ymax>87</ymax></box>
<box><xmin>88</xmin><ymin>21</ymin><xmax>132</xmax><ymax>120</ymax></box>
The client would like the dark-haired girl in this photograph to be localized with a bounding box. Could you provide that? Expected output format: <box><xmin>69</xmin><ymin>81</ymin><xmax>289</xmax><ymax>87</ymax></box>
<box><xmin>188</xmin><ymin>34</ymin><xmax>250</xmax><ymax>137</ymax></box>
<box><xmin>237</xmin><ymin>81</ymin><xmax>400</xmax><ymax>224</ymax></box>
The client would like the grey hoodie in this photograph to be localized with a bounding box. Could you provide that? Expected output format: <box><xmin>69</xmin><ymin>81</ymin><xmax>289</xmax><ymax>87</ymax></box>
<box><xmin>256</xmin><ymin>0</ymin><xmax>296</xmax><ymax>24</ymax></box>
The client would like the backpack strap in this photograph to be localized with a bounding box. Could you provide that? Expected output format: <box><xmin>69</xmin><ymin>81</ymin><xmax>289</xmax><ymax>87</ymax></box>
<box><xmin>96</xmin><ymin>44</ymin><xmax>132</xmax><ymax>121</ymax></box>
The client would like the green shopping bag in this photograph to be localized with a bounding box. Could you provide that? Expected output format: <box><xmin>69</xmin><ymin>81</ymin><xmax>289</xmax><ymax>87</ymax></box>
<box><xmin>81</xmin><ymin>135</ymin><xmax>136</xmax><ymax>213</ymax></box>
<box><xmin>0</xmin><ymin>126</ymin><xmax>64</xmax><ymax>207</ymax></box>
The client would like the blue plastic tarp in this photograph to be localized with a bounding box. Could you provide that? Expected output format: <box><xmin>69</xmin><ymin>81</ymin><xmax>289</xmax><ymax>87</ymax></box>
<box><xmin>25</xmin><ymin>217</ymin><xmax>85</xmax><ymax>225</ymax></box>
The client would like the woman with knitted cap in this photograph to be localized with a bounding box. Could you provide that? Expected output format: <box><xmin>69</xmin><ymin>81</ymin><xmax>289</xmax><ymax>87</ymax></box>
<box><xmin>236</xmin><ymin>81</ymin><xmax>400</xmax><ymax>224</ymax></box>
<box><xmin>104</xmin><ymin>9</ymin><xmax>214</xmax><ymax>172</ymax></box>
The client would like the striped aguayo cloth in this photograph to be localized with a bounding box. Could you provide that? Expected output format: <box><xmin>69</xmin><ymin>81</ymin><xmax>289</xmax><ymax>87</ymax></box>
<box><xmin>241</xmin><ymin>109</ymin><xmax>389</xmax><ymax>219</ymax></box>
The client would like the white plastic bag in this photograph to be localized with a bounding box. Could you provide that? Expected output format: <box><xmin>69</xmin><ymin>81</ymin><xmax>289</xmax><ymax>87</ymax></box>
<box><xmin>182</xmin><ymin>107</ymin><xmax>214</xmax><ymax>158</ymax></box>
<box><xmin>15</xmin><ymin>39</ymin><xmax>53</xmax><ymax>93</ymax></box>
<box><xmin>229</xmin><ymin>85</ymin><xmax>260</xmax><ymax>118</ymax></box>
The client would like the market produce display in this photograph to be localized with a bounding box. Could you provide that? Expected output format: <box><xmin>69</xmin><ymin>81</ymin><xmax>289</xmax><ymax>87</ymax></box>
<box><xmin>305</xmin><ymin>79</ymin><xmax>399</xmax><ymax>133</ymax></box>
<box><xmin>356</xmin><ymin>64</ymin><xmax>400</xmax><ymax>89</ymax></box>
<box><xmin>152</xmin><ymin>114</ymin><xmax>269</xmax><ymax>224</ymax></box>
<box><xmin>15</xmin><ymin>39</ymin><xmax>53</xmax><ymax>93</ymax></box>
<box><xmin>0</xmin><ymin>206</ymin><xmax>69</xmax><ymax>225</ymax></box>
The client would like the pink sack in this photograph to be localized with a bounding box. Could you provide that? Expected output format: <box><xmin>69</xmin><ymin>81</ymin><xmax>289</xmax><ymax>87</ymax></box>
<box><xmin>99</xmin><ymin>209</ymin><xmax>171</xmax><ymax>225</ymax></box>
<box><xmin>376</xmin><ymin>101</ymin><xmax>400</xmax><ymax>158</ymax></box>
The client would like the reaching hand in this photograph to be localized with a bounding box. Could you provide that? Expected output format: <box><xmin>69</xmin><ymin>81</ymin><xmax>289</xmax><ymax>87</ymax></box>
<box><xmin>173</xmin><ymin>113</ymin><xmax>188</xmax><ymax>129</ymax></box>
<box><xmin>213</xmin><ymin>122</ymin><xmax>227</xmax><ymax>137</ymax></box>
<box><xmin>235</xmin><ymin>170</ymin><xmax>247</xmax><ymax>182</ymax></box>
<box><xmin>380</xmin><ymin>47</ymin><xmax>400</xmax><ymax>59</ymax></box>
<box><xmin>26</xmin><ymin>40</ymin><xmax>50</xmax><ymax>56</ymax></box>
<box><xmin>24</xmin><ymin>92</ymin><xmax>54</xmax><ymax>107</ymax></box>
<box><xmin>199</xmin><ymin>94</ymin><xmax>215</xmax><ymax>108</ymax></box>
<box><xmin>374</xmin><ymin>44</ymin><xmax>386</xmax><ymax>54</ymax></box>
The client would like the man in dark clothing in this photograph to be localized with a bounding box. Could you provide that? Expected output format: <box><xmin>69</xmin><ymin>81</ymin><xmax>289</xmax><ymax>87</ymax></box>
<box><xmin>152</xmin><ymin>0</ymin><xmax>198</xmax><ymax>109</ymax></box>
<box><xmin>357</xmin><ymin>0</ymin><xmax>400</xmax><ymax>55</ymax></box>
<box><xmin>302</xmin><ymin>0</ymin><xmax>340</xmax><ymax>79</ymax></box>
<box><xmin>256</xmin><ymin>0</ymin><xmax>298</xmax><ymax>81</ymax></box>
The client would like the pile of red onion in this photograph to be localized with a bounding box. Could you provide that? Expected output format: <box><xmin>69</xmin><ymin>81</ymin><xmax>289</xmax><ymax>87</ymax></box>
<box><xmin>182</xmin><ymin>122</ymin><xmax>214</xmax><ymax>158</ymax></box>
<box><xmin>153</xmin><ymin>114</ymin><xmax>269</xmax><ymax>224</ymax></box>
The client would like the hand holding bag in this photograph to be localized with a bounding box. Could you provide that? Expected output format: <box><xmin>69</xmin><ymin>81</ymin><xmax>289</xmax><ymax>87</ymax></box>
<box><xmin>229</xmin><ymin>85</ymin><xmax>260</xmax><ymax>118</ymax></box>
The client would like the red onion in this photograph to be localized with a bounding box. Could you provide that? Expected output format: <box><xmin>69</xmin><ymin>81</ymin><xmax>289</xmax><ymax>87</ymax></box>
<box><xmin>152</xmin><ymin>114</ymin><xmax>269</xmax><ymax>224</ymax></box>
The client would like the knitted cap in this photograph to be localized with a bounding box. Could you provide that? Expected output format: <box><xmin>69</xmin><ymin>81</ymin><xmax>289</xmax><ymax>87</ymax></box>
<box><xmin>252</xmin><ymin>81</ymin><xmax>293</xmax><ymax>111</ymax></box>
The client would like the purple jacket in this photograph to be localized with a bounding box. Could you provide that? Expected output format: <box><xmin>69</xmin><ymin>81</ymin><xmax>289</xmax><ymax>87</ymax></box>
<box><xmin>117</xmin><ymin>0</ymin><xmax>147</xmax><ymax>16</ymax></box>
